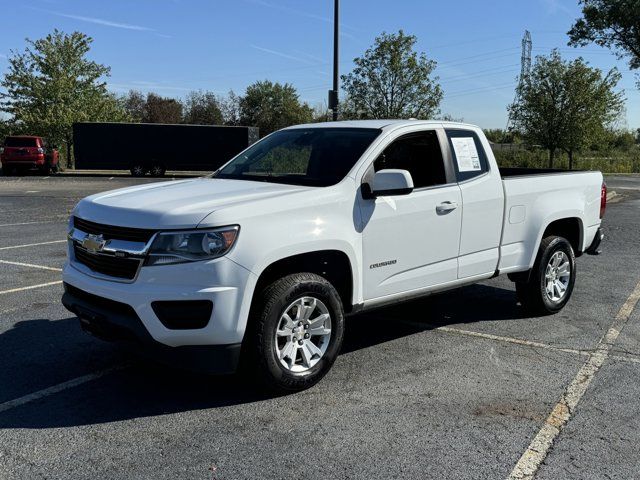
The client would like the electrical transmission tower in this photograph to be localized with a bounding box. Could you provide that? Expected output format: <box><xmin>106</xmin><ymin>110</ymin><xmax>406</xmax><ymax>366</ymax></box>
<box><xmin>506</xmin><ymin>30</ymin><xmax>532</xmax><ymax>131</ymax></box>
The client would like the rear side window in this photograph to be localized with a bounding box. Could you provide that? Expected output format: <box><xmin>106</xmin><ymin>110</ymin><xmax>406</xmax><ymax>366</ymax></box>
<box><xmin>4</xmin><ymin>137</ymin><xmax>39</xmax><ymax>147</ymax></box>
<box><xmin>374</xmin><ymin>130</ymin><xmax>447</xmax><ymax>188</ymax></box>
<box><xmin>446</xmin><ymin>130</ymin><xmax>489</xmax><ymax>182</ymax></box>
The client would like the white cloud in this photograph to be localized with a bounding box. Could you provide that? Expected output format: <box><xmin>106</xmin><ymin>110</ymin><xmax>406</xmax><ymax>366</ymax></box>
<box><xmin>51</xmin><ymin>12</ymin><xmax>154</xmax><ymax>31</ymax></box>
<box><xmin>250</xmin><ymin>45</ymin><xmax>315</xmax><ymax>65</ymax></box>
<box><xmin>540</xmin><ymin>0</ymin><xmax>575</xmax><ymax>19</ymax></box>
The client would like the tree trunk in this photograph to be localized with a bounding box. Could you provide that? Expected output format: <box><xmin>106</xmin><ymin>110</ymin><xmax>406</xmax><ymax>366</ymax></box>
<box><xmin>65</xmin><ymin>137</ymin><xmax>73</xmax><ymax>169</ymax></box>
<box><xmin>548</xmin><ymin>148</ymin><xmax>555</xmax><ymax>168</ymax></box>
<box><xmin>568</xmin><ymin>150</ymin><xmax>573</xmax><ymax>170</ymax></box>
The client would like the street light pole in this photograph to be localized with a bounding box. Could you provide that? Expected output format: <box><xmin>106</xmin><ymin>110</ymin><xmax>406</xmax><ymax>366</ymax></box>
<box><xmin>331</xmin><ymin>0</ymin><xmax>339</xmax><ymax>121</ymax></box>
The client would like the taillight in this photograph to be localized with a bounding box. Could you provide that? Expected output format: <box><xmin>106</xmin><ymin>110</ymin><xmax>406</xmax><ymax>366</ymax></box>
<box><xmin>600</xmin><ymin>181</ymin><xmax>606</xmax><ymax>219</ymax></box>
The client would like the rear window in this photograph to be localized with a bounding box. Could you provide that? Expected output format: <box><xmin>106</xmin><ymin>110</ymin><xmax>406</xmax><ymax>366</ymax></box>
<box><xmin>446</xmin><ymin>129</ymin><xmax>489</xmax><ymax>182</ymax></box>
<box><xmin>4</xmin><ymin>137</ymin><xmax>39</xmax><ymax>147</ymax></box>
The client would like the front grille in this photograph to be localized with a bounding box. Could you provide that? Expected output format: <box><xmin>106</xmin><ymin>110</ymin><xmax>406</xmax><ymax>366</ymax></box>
<box><xmin>73</xmin><ymin>216</ymin><xmax>156</xmax><ymax>243</ymax></box>
<box><xmin>74</xmin><ymin>245</ymin><xmax>141</xmax><ymax>280</ymax></box>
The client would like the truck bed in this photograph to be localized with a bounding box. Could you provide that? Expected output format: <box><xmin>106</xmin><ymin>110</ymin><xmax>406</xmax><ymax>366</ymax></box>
<box><xmin>498</xmin><ymin>168</ymin><xmax>603</xmax><ymax>274</ymax></box>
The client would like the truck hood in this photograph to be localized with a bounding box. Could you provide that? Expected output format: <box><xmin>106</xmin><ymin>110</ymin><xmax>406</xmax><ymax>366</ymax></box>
<box><xmin>74</xmin><ymin>178</ymin><xmax>307</xmax><ymax>229</ymax></box>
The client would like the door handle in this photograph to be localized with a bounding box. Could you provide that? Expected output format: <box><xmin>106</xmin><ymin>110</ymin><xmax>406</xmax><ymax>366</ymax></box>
<box><xmin>436</xmin><ymin>201</ymin><xmax>458</xmax><ymax>214</ymax></box>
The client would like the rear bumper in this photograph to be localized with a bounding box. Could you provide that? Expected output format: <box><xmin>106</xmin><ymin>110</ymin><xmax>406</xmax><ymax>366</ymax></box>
<box><xmin>586</xmin><ymin>227</ymin><xmax>604</xmax><ymax>255</ymax></box>
<box><xmin>62</xmin><ymin>283</ymin><xmax>242</xmax><ymax>374</ymax></box>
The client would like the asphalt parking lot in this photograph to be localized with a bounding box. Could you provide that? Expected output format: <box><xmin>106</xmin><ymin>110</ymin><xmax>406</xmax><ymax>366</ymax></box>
<box><xmin>1</xmin><ymin>174</ymin><xmax>639</xmax><ymax>479</ymax></box>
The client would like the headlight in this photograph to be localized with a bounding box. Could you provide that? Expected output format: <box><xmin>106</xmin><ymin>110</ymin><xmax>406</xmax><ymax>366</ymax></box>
<box><xmin>145</xmin><ymin>226</ymin><xmax>239</xmax><ymax>266</ymax></box>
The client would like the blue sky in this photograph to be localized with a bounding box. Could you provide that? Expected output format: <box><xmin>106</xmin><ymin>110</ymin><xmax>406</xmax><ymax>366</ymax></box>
<box><xmin>1</xmin><ymin>0</ymin><xmax>638</xmax><ymax>129</ymax></box>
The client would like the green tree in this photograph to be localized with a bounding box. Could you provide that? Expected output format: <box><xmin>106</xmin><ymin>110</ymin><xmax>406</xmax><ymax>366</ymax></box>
<box><xmin>219</xmin><ymin>90</ymin><xmax>242</xmax><ymax>126</ymax></box>
<box><xmin>122</xmin><ymin>90</ymin><xmax>147</xmax><ymax>122</ymax></box>
<box><xmin>568</xmin><ymin>0</ymin><xmax>640</xmax><ymax>85</ymax></box>
<box><xmin>183</xmin><ymin>90</ymin><xmax>223</xmax><ymax>125</ymax></box>
<box><xmin>508</xmin><ymin>50</ymin><xmax>624</xmax><ymax>168</ymax></box>
<box><xmin>607</xmin><ymin>129</ymin><xmax>638</xmax><ymax>150</ymax></box>
<box><xmin>240</xmin><ymin>80</ymin><xmax>313</xmax><ymax>136</ymax></box>
<box><xmin>341</xmin><ymin>30</ymin><xmax>443</xmax><ymax>119</ymax></box>
<box><xmin>312</xmin><ymin>103</ymin><xmax>330</xmax><ymax>123</ymax></box>
<box><xmin>0</xmin><ymin>30</ymin><xmax>128</xmax><ymax>167</ymax></box>
<box><xmin>143</xmin><ymin>93</ymin><xmax>183</xmax><ymax>124</ymax></box>
<box><xmin>483</xmin><ymin>128</ymin><xmax>518</xmax><ymax>143</ymax></box>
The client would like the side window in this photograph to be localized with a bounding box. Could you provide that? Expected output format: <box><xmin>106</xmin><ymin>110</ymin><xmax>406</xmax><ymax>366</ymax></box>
<box><xmin>446</xmin><ymin>129</ymin><xmax>489</xmax><ymax>182</ymax></box>
<box><xmin>374</xmin><ymin>130</ymin><xmax>447</xmax><ymax>188</ymax></box>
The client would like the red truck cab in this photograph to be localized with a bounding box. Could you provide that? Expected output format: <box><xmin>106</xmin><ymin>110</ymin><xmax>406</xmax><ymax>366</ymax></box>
<box><xmin>1</xmin><ymin>136</ymin><xmax>59</xmax><ymax>175</ymax></box>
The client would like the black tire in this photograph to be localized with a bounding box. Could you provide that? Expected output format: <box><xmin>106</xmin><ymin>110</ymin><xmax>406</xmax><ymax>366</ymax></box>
<box><xmin>516</xmin><ymin>236</ymin><xmax>576</xmax><ymax>315</ymax></box>
<box><xmin>130</xmin><ymin>164</ymin><xmax>147</xmax><ymax>177</ymax></box>
<box><xmin>149</xmin><ymin>163</ymin><xmax>166</xmax><ymax>177</ymax></box>
<box><xmin>2</xmin><ymin>167</ymin><xmax>12</xmax><ymax>176</ymax></box>
<box><xmin>39</xmin><ymin>163</ymin><xmax>51</xmax><ymax>175</ymax></box>
<box><xmin>244</xmin><ymin>272</ymin><xmax>345</xmax><ymax>393</ymax></box>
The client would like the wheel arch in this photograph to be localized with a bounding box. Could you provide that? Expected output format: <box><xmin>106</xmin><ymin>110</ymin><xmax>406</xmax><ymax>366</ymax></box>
<box><xmin>251</xmin><ymin>249</ymin><xmax>355</xmax><ymax>314</ymax></box>
<box><xmin>540</xmin><ymin>217</ymin><xmax>584</xmax><ymax>256</ymax></box>
<box><xmin>509</xmin><ymin>216</ymin><xmax>584</xmax><ymax>283</ymax></box>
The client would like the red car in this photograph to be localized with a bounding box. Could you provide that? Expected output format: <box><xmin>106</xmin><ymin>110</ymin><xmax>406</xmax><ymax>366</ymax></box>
<box><xmin>1</xmin><ymin>135</ymin><xmax>59</xmax><ymax>175</ymax></box>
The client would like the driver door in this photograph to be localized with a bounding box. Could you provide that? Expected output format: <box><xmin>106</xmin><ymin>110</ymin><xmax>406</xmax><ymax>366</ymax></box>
<box><xmin>359</xmin><ymin>129</ymin><xmax>462</xmax><ymax>301</ymax></box>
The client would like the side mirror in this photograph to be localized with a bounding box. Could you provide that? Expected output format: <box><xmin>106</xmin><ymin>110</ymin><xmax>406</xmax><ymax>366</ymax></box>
<box><xmin>370</xmin><ymin>169</ymin><xmax>414</xmax><ymax>197</ymax></box>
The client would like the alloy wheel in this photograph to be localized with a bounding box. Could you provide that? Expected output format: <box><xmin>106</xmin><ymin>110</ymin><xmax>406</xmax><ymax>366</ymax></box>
<box><xmin>274</xmin><ymin>296</ymin><xmax>332</xmax><ymax>373</ymax></box>
<box><xmin>544</xmin><ymin>251</ymin><xmax>571</xmax><ymax>302</ymax></box>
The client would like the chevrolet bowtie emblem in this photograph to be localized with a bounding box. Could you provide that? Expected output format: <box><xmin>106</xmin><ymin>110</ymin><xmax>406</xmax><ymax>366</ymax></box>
<box><xmin>82</xmin><ymin>233</ymin><xmax>106</xmax><ymax>253</ymax></box>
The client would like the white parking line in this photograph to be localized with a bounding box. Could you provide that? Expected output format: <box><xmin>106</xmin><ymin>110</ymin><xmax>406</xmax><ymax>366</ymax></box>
<box><xmin>0</xmin><ymin>240</ymin><xmax>66</xmax><ymax>250</ymax></box>
<box><xmin>436</xmin><ymin>326</ymin><xmax>587</xmax><ymax>357</ymax></box>
<box><xmin>403</xmin><ymin>321</ymin><xmax>640</xmax><ymax>366</ymax></box>
<box><xmin>0</xmin><ymin>281</ymin><xmax>62</xmax><ymax>295</ymax></box>
<box><xmin>0</xmin><ymin>260</ymin><xmax>62</xmax><ymax>271</ymax></box>
<box><xmin>610</xmin><ymin>354</ymin><xmax>640</xmax><ymax>365</ymax></box>
<box><xmin>0</xmin><ymin>221</ymin><xmax>56</xmax><ymax>227</ymax></box>
<box><xmin>0</xmin><ymin>366</ymin><xmax>125</xmax><ymax>414</ymax></box>
<box><xmin>509</xmin><ymin>279</ymin><xmax>640</xmax><ymax>480</ymax></box>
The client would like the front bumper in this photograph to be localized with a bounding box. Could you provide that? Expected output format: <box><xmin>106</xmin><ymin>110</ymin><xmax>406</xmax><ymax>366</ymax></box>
<box><xmin>62</xmin><ymin>254</ymin><xmax>257</xmax><ymax>349</ymax></box>
<box><xmin>2</xmin><ymin>156</ymin><xmax>45</xmax><ymax>168</ymax></box>
<box><xmin>62</xmin><ymin>283</ymin><xmax>242</xmax><ymax>374</ymax></box>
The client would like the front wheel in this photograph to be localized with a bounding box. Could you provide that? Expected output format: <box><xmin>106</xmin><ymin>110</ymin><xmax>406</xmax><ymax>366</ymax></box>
<box><xmin>516</xmin><ymin>236</ymin><xmax>576</xmax><ymax>315</ymax></box>
<box><xmin>130</xmin><ymin>163</ymin><xmax>147</xmax><ymax>177</ymax></box>
<box><xmin>245</xmin><ymin>273</ymin><xmax>345</xmax><ymax>393</ymax></box>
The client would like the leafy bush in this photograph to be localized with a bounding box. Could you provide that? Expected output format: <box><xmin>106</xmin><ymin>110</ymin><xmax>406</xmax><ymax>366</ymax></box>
<box><xmin>493</xmin><ymin>147</ymin><xmax>640</xmax><ymax>173</ymax></box>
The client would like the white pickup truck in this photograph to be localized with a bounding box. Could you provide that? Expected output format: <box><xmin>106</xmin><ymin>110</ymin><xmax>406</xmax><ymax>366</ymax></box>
<box><xmin>62</xmin><ymin>120</ymin><xmax>606</xmax><ymax>391</ymax></box>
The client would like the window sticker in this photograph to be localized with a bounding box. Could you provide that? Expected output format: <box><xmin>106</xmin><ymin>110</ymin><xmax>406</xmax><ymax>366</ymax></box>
<box><xmin>451</xmin><ymin>137</ymin><xmax>481</xmax><ymax>172</ymax></box>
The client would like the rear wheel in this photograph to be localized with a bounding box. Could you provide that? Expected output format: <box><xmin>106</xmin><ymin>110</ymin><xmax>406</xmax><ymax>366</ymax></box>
<box><xmin>130</xmin><ymin>163</ymin><xmax>147</xmax><ymax>177</ymax></box>
<box><xmin>2</xmin><ymin>167</ymin><xmax>12</xmax><ymax>176</ymax></box>
<box><xmin>149</xmin><ymin>163</ymin><xmax>166</xmax><ymax>177</ymax></box>
<box><xmin>516</xmin><ymin>236</ymin><xmax>576</xmax><ymax>315</ymax></box>
<box><xmin>244</xmin><ymin>272</ymin><xmax>344</xmax><ymax>393</ymax></box>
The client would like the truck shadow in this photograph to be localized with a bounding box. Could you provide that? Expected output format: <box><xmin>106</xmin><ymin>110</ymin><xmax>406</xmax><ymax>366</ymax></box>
<box><xmin>0</xmin><ymin>283</ymin><xmax>524</xmax><ymax>429</ymax></box>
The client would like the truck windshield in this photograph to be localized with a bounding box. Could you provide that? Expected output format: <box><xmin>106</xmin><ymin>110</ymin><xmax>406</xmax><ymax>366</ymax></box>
<box><xmin>213</xmin><ymin>127</ymin><xmax>381</xmax><ymax>186</ymax></box>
